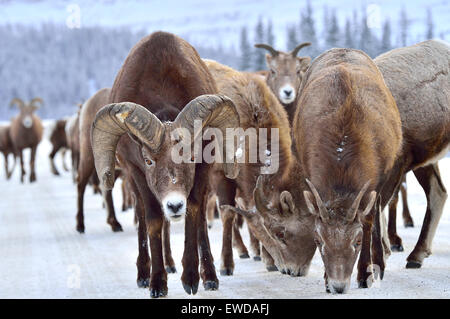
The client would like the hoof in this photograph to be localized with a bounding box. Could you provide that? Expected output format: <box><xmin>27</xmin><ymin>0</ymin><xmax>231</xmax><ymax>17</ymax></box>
<box><xmin>358</xmin><ymin>280</ymin><xmax>369</xmax><ymax>289</ymax></box>
<box><xmin>404</xmin><ymin>222</ymin><xmax>414</xmax><ymax>228</ymax></box>
<box><xmin>220</xmin><ymin>268</ymin><xmax>233</xmax><ymax>276</ymax></box>
<box><xmin>253</xmin><ymin>256</ymin><xmax>262</xmax><ymax>261</ymax></box>
<box><xmin>239</xmin><ymin>253</ymin><xmax>250</xmax><ymax>259</ymax></box>
<box><xmin>266</xmin><ymin>265</ymin><xmax>278</xmax><ymax>272</ymax></box>
<box><xmin>165</xmin><ymin>266</ymin><xmax>177</xmax><ymax>274</ymax></box>
<box><xmin>110</xmin><ymin>223</ymin><xmax>123</xmax><ymax>232</ymax></box>
<box><xmin>137</xmin><ymin>278</ymin><xmax>149</xmax><ymax>288</ymax></box>
<box><xmin>150</xmin><ymin>287</ymin><xmax>168</xmax><ymax>298</ymax></box>
<box><xmin>406</xmin><ymin>261</ymin><xmax>422</xmax><ymax>269</ymax></box>
<box><xmin>203</xmin><ymin>280</ymin><xmax>219</xmax><ymax>291</ymax></box>
<box><xmin>182</xmin><ymin>282</ymin><xmax>199</xmax><ymax>295</ymax></box>
<box><xmin>390</xmin><ymin>244</ymin><xmax>404</xmax><ymax>252</ymax></box>
<box><xmin>76</xmin><ymin>225</ymin><xmax>85</xmax><ymax>234</ymax></box>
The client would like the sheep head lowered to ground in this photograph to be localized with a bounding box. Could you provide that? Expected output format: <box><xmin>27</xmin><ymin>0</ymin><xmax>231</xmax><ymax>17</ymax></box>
<box><xmin>90</xmin><ymin>31</ymin><xmax>240</xmax><ymax>298</ymax></box>
<box><xmin>203</xmin><ymin>59</ymin><xmax>317</xmax><ymax>277</ymax></box>
<box><xmin>293</xmin><ymin>48</ymin><xmax>402</xmax><ymax>293</ymax></box>
<box><xmin>255</xmin><ymin>42</ymin><xmax>311</xmax><ymax>120</ymax></box>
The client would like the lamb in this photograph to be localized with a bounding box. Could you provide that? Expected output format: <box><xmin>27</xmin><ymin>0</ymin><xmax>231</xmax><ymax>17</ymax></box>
<box><xmin>9</xmin><ymin>98</ymin><xmax>44</xmax><ymax>183</ymax></box>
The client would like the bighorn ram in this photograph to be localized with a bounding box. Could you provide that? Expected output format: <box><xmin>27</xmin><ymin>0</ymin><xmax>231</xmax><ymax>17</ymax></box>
<box><xmin>0</xmin><ymin>125</ymin><xmax>16</xmax><ymax>179</ymax></box>
<box><xmin>254</xmin><ymin>42</ymin><xmax>311</xmax><ymax>121</ymax></box>
<box><xmin>91</xmin><ymin>32</ymin><xmax>239</xmax><ymax>297</ymax></box>
<box><xmin>204</xmin><ymin>59</ymin><xmax>317</xmax><ymax>277</ymax></box>
<box><xmin>293</xmin><ymin>48</ymin><xmax>403</xmax><ymax>293</ymax></box>
<box><xmin>9</xmin><ymin>98</ymin><xmax>44</xmax><ymax>183</ymax></box>
<box><xmin>49</xmin><ymin>118</ymin><xmax>69</xmax><ymax>176</ymax></box>
<box><xmin>374</xmin><ymin>39</ymin><xmax>450</xmax><ymax>267</ymax></box>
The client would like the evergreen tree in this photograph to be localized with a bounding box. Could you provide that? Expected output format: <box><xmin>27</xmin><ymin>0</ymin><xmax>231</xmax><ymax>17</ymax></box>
<box><xmin>380</xmin><ymin>19</ymin><xmax>392</xmax><ymax>54</ymax></box>
<box><xmin>299</xmin><ymin>0</ymin><xmax>318</xmax><ymax>57</ymax></box>
<box><xmin>325</xmin><ymin>9</ymin><xmax>340</xmax><ymax>49</ymax></box>
<box><xmin>266</xmin><ymin>19</ymin><xmax>275</xmax><ymax>46</ymax></box>
<box><xmin>426</xmin><ymin>7</ymin><xmax>434</xmax><ymax>40</ymax></box>
<box><xmin>399</xmin><ymin>6</ymin><xmax>409</xmax><ymax>46</ymax></box>
<box><xmin>240</xmin><ymin>26</ymin><xmax>252</xmax><ymax>71</ymax></box>
<box><xmin>286</xmin><ymin>24</ymin><xmax>298</xmax><ymax>51</ymax></box>
<box><xmin>254</xmin><ymin>17</ymin><xmax>266</xmax><ymax>70</ymax></box>
<box><xmin>344</xmin><ymin>17</ymin><xmax>354</xmax><ymax>48</ymax></box>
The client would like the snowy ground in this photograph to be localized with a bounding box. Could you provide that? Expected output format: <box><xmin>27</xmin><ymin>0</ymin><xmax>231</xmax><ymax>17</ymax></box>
<box><xmin>0</xmin><ymin>124</ymin><xmax>449</xmax><ymax>299</ymax></box>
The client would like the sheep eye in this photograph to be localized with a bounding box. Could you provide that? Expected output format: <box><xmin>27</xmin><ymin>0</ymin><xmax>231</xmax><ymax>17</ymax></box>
<box><xmin>314</xmin><ymin>238</ymin><xmax>323</xmax><ymax>247</ymax></box>
<box><xmin>144</xmin><ymin>158</ymin><xmax>154</xmax><ymax>166</ymax></box>
<box><xmin>353</xmin><ymin>240</ymin><xmax>362</xmax><ymax>249</ymax></box>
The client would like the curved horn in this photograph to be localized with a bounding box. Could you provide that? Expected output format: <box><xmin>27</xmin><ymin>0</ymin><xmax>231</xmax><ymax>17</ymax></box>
<box><xmin>290</xmin><ymin>42</ymin><xmax>311</xmax><ymax>57</ymax></box>
<box><xmin>254</xmin><ymin>175</ymin><xmax>271</xmax><ymax>214</ymax></box>
<box><xmin>91</xmin><ymin>102</ymin><xmax>165</xmax><ymax>190</ymax></box>
<box><xmin>254</xmin><ymin>43</ymin><xmax>279</xmax><ymax>57</ymax></box>
<box><xmin>174</xmin><ymin>94</ymin><xmax>240</xmax><ymax>179</ymax></box>
<box><xmin>305</xmin><ymin>178</ymin><xmax>329</xmax><ymax>221</ymax></box>
<box><xmin>347</xmin><ymin>180</ymin><xmax>372</xmax><ymax>222</ymax></box>
<box><xmin>10</xmin><ymin>98</ymin><xmax>25</xmax><ymax>110</ymax></box>
<box><xmin>29</xmin><ymin>97</ymin><xmax>44</xmax><ymax>109</ymax></box>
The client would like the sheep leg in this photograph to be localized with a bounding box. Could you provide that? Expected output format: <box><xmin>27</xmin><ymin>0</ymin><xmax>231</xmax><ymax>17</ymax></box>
<box><xmin>388</xmin><ymin>188</ymin><xmax>404</xmax><ymax>252</ymax></box>
<box><xmin>103</xmin><ymin>189</ymin><xmax>123</xmax><ymax>232</ymax></box>
<box><xmin>232</xmin><ymin>214</ymin><xmax>250</xmax><ymax>258</ymax></box>
<box><xmin>181</xmin><ymin>200</ymin><xmax>200</xmax><ymax>295</ymax></box>
<box><xmin>357</xmin><ymin>211</ymin><xmax>375</xmax><ymax>288</ymax></box>
<box><xmin>162</xmin><ymin>219</ymin><xmax>176</xmax><ymax>273</ymax></box>
<box><xmin>407</xmin><ymin>164</ymin><xmax>447</xmax><ymax>268</ymax></box>
<box><xmin>205</xmin><ymin>192</ymin><xmax>217</xmax><ymax>229</ymax></box>
<box><xmin>49</xmin><ymin>145</ymin><xmax>60</xmax><ymax>175</ymax></box>
<box><xmin>198</xmin><ymin>191</ymin><xmax>219</xmax><ymax>291</ymax></box>
<box><xmin>19</xmin><ymin>150</ymin><xmax>25</xmax><ymax>183</ymax></box>
<box><xmin>3</xmin><ymin>153</ymin><xmax>10</xmax><ymax>179</ymax></box>
<box><xmin>29</xmin><ymin>146</ymin><xmax>37</xmax><ymax>183</ymax></box>
<box><xmin>248</xmin><ymin>225</ymin><xmax>261</xmax><ymax>261</ymax></box>
<box><xmin>262</xmin><ymin>245</ymin><xmax>277</xmax><ymax>271</ymax></box>
<box><xmin>128</xmin><ymin>176</ymin><xmax>150</xmax><ymax>288</ymax></box>
<box><xmin>371</xmin><ymin>197</ymin><xmax>386</xmax><ymax>281</ymax></box>
<box><xmin>400</xmin><ymin>177</ymin><xmax>414</xmax><ymax>227</ymax></box>
<box><xmin>61</xmin><ymin>148</ymin><xmax>69</xmax><ymax>172</ymax></box>
<box><xmin>147</xmin><ymin>210</ymin><xmax>167</xmax><ymax>298</ymax></box>
<box><xmin>216</xmin><ymin>178</ymin><xmax>237</xmax><ymax>276</ymax></box>
<box><xmin>76</xmin><ymin>173</ymin><xmax>89</xmax><ymax>233</ymax></box>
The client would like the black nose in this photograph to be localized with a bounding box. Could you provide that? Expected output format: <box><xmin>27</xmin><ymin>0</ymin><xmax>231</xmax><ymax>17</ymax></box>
<box><xmin>334</xmin><ymin>286</ymin><xmax>345</xmax><ymax>294</ymax></box>
<box><xmin>167</xmin><ymin>202</ymin><xmax>183</xmax><ymax>213</ymax></box>
<box><xmin>283</xmin><ymin>89</ymin><xmax>292</xmax><ymax>96</ymax></box>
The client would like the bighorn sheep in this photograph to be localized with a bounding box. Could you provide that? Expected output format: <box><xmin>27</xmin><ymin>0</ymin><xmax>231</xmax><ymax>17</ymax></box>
<box><xmin>9</xmin><ymin>98</ymin><xmax>44</xmax><ymax>183</ymax></box>
<box><xmin>204</xmin><ymin>59</ymin><xmax>317</xmax><ymax>277</ymax></box>
<box><xmin>293</xmin><ymin>48</ymin><xmax>403</xmax><ymax>293</ymax></box>
<box><xmin>254</xmin><ymin>42</ymin><xmax>312</xmax><ymax>121</ymax></box>
<box><xmin>0</xmin><ymin>125</ymin><xmax>16</xmax><ymax>179</ymax></box>
<box><xmin>49</xmin><ymin>118</ymin><xmax>69</xmax><ymax>176</ymax></box>
<box><xmin>91</xmin><ymin>32</ymin><xmax>239</xmax><ymax>297</ymax></box>
<box><xmin>374</xmin><ymin>39</ymin><xmax>450</xmax><ymax>266</ymax></box>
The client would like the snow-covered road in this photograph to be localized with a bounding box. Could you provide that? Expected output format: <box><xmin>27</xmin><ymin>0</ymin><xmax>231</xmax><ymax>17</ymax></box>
<box><xmin>0</xmin><ymin>128</ymin><xmax>449</xmax><ymax>299</ymax></box>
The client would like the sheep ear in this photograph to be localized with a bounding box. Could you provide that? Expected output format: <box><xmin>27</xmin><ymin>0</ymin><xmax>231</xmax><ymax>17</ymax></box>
<box><xmin>298</xmin><ymin>56</ymin><xmax>311</xmax><ymax>72</ymax></box>
<box><xmin>303</xmin><ymin>191</ymin><xmax>318</xmax><ymax>216</ymax></box>
<box><xmin>265</xmin><ymin>54</ymin><xmax>273</xmax><ymax>66</ymax></box>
